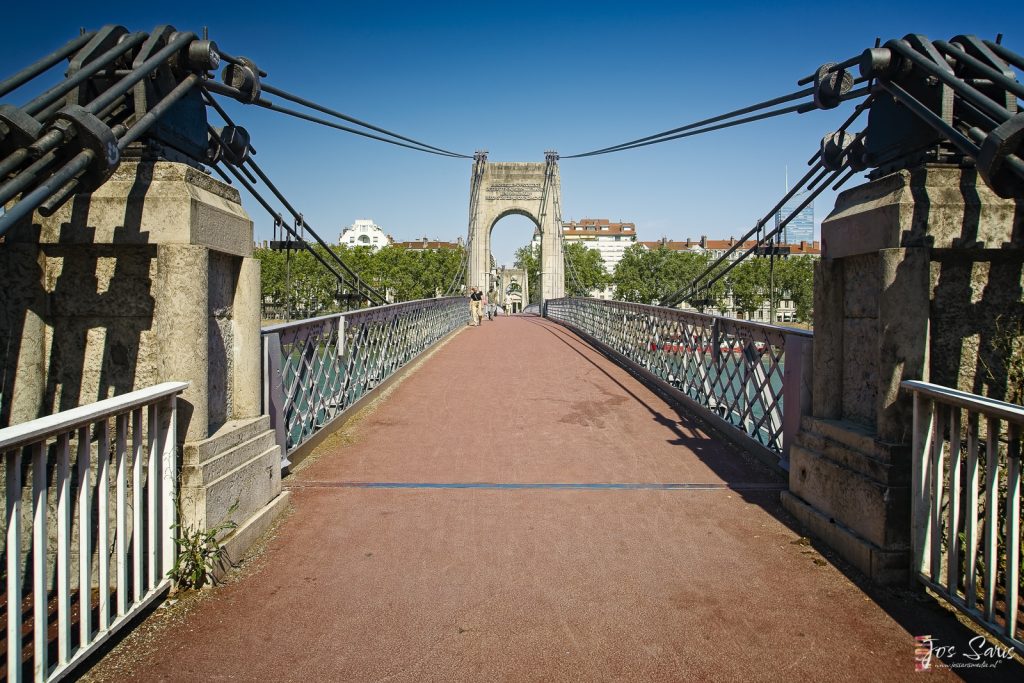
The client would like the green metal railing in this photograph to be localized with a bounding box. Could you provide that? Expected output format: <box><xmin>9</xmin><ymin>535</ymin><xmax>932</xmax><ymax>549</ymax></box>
<box><xmin>261</xmin><ymin>298</ymin><xmax>468</xmax><ymax>462</ymax></box>
<box><xmin>545</xmin><ymin>298</ymin><xmax>813</xmax><ymax>467</ymax></box>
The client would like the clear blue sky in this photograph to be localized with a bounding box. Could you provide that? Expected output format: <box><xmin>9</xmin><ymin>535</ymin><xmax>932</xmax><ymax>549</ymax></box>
<box><xmin>3</xmin><ymin>1</ymin><xmax>1022</xmax><ymax>265</ymax></box>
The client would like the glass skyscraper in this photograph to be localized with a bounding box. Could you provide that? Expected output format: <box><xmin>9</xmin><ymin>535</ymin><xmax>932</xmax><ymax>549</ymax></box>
<box><xmin>776</xmin><ymin>190</ymin><xmax>814</xmax><ymax>243</ymax></box>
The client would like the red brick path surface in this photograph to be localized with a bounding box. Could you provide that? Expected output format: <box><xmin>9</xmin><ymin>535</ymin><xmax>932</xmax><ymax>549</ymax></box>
<box><xmin>102</xmin><ymin>317</ymin><xmax>1019</xmax><ymax>681</ymax></box>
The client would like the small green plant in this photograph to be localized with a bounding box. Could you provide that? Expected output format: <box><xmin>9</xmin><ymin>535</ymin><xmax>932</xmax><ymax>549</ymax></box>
<box><xmin>168</xmin><ymin>502</ymin><xmax>239</xmax><ymax>590</ymax></box>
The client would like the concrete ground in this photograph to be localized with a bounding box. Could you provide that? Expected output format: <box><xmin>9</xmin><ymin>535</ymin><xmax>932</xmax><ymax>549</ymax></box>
<box><xmin>89</xmin><ymin>316</ymin><xmax>1021</xmax><ymax>681</ymax></box>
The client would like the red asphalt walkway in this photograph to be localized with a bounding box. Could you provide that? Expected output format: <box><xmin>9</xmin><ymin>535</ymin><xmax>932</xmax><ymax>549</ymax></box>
<box><xmin>89</xmin><ymin>316</ymin><xmax>1018</xmax><ymax>681</ymax></box>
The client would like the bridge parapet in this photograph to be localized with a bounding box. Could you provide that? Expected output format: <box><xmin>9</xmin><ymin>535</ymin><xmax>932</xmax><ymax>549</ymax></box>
<box><xmin>1</xmin><ymin>159</ymin><xmax>286</xmax><ymax>580</ymax></box>
<box><xmin>783</xmin><ymin>164</ymin><xmax>1023</xmax><ymax>584</ymax></box>
<box><xmin>544</xmin><ymin>297</ymin><xmax>813</xmax><ymax>470</ymax></box>
<box><xmin>261</xmin><ymin>296</ymin><xmax>469</xmax><ymax>468</ymax></box>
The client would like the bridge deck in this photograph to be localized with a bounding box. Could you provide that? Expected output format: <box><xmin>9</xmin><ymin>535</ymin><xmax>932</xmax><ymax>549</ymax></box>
<box><xmin>93</xmin><ymin>316</ymin><xmax>976</xmax><ymax>681</ymax></box>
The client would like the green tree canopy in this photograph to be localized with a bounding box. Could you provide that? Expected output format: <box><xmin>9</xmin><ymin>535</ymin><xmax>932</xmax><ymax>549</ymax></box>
<box><xmin>613</xmin><ymin>245</ymin><xmax>713</xmax><ymax>305</ymax></box>
<box><xmin>563</xmin><ymin>242</ymin><xmax>609</xmax><ymax>297</ymax></box>
<box><xmin>774</xmin><ymin>255</ymin><xmax>815</xmax><ymax>323</ymax></box>
<box><xmin>255</xmin><ymin>243</ymin><xmax>466</xmax><ymax>318</ymax></box>
<box><xmin>513</xmin><ymin>243</ymin><xmax>541</xmax><ymax>304</ymax></box>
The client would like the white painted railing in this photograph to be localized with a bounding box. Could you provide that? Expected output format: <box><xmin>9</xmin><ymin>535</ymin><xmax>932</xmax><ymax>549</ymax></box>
<box><xmin>904</xmin><ymin>380</ymin><xmax>1023</xmax><ymax>654</ymax></box>
<box><xmin>1</xmin><ymin>381</ymin><xmax>187</xmax><ymax>682</ymax></box>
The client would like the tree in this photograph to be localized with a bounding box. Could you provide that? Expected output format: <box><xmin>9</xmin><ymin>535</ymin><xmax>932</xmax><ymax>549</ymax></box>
<box><xmin>513</xmin><ymin>243</ymin><xmax>541</xmax><ymax>304</ymax></box>
<box><xmin>727</xmin><ymin>257</ymin><xmax>770</xmax><ymax>319</ymax></box>
<box><xmin>563</xmin><ymin>242</ymin><xmax>608</xmax><ymax>297</ymax></box>
<box><xmin>774</xmin><ymin>255</ymin><xmax>815</xmax><ymax>324</ymax></box>
<box><xmin>612</xmin><ymin>245</ymin><xmax>714</xmax><ymax>305</ymax></box>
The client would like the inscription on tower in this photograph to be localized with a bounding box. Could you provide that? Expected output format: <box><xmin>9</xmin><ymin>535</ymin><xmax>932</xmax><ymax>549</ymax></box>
<box><xmin>485</xmin><ymin>183</ymin><xmax>543</xmax><ymax>201</ymax></box>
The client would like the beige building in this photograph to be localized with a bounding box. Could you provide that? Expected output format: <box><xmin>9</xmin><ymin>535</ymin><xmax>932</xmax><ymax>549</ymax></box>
<box><xmin>391</xmin><ymin>236</ymin><xmax>464</xmax><ymax>251</ymax></box>
<box><xmin>534</xmin><ymin>218</ymin><xmax>637</xmax><ymax>299</ymax></box>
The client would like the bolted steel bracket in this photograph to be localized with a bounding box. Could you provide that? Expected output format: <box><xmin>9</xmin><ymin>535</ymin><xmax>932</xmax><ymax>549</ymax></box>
<box><xmin>208</xmin><ymin>125</ymin><xmax>251</xmax><ymax>165</ymax></box>
<box><xmin>48</xmin><ymin>104</ymin><xmax>120</xmax><ymax>191</ymax></box>
<box><xmin>0</xmin><ymin>104</ymin><xmax>43</xmax><ymax>155</ymax></box>
<box><xmin>813</xmin><ymin>63</ymin><xmax>853</xmax><ymax>109</ymax></box>
<box><xmin>977</xmin><ymin>113</ymin><xmax>1024</xmax><ymax>199</ymax></box>
<box><xmin>222</xmin><ymin>57</ymin><xmax>262</xmax><ymax>103</ymax></box>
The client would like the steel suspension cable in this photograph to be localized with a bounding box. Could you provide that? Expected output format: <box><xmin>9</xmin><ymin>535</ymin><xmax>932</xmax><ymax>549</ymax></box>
<box><xmin>260</xmin><ymin>83</ymin><xmax>471</xmax><ymax>158</ymax></box>
<box><xmin>660</xmin><ymin>160</ymin><xmax>827</xmax><ymax>308</ymax></box>
<box><xmin>689</xmin><ymin>163</ymin><xmax>851</xmax><ymax>301</ymax></box>
<box><xmin>219</xmin><ymin>158</ymin><xmax>375</xmax><ymax>305</ymax></box>
<box><xmin>204</xmin><ymin>83</ymin><xmax>467</xmax><ymax>158</ymax></box>
<box><xmin>0</xmin><ymin>30</ymin><xmax>96</xmax><ymax>97</ymax></box>
<box><xmin>570</xmin><ymin>86</ymin><xmax>870</xmax><ymax>159</ymax></box>
<box><xmin>242</xmin><ymin>154</ymin><xmax>387</xmax><ymax>304</ymax></box>
<box><xmin>205</xmin><ymin>118</ymin><xmax>386</xmax><ymax>305</ymax></box>
<box><xmin>563</xmin><ymin>86</ymin><xmax>815</xmax><ymax>159</ymax></box>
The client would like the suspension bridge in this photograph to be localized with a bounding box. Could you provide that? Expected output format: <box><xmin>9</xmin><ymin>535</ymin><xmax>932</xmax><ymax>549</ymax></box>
<box><xmin>0</xmin><ymin>24</ymin><xmax>1022</xmax><ymax>680</ymax></box>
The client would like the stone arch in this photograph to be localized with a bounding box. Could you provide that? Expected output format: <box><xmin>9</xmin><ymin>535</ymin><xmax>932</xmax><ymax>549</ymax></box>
<box><xmin>466</xmin><ymin>156</ymin><xmax>563</xmax><ymax>303</ymax></box>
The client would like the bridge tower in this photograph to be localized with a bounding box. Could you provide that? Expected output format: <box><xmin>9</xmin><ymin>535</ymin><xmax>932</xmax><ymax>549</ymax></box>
<box><xmin>466</xmin><ymin>152</ymin><xmax>564</xmax><ymax>304</ymax></box>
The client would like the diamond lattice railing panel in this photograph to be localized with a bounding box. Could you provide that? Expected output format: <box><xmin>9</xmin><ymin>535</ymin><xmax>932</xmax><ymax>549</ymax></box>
<box><xmin>264</xmin><ymin>298</ymin><xmax>469</xmax><ymax>453</ymax></box>
<box><xmin>546</xmin><ymin>298</ymin><xmax>809</xmax><ymax>460</ymax></box>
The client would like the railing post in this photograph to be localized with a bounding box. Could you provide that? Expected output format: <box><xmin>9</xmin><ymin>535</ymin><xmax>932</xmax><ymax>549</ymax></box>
<box><xmin>910</xmin><ymin>390</ymin><xmax>933</xmax><ymax>583</ymax></box>
<box><xmin>161</xmin><ymin>395</ymin><xmax>177</xmax><ymax>580</ymax></box>
<box><xmin>782</xmin><ymin>334</ymin><xmax>813</xmax><ymax>465</ymax></box>
<box><xmin>263</xmin><ymin>332</ymin><xmax>288</xmax><ymax>465</ymax></box>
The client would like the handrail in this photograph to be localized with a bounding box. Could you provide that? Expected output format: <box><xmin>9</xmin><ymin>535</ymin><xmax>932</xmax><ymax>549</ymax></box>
<box><xmin>901</xmin><ymin>379</ymin><xmax>1024</xmax><ymax>425</ymax></box>
<box><xmin>2</xmin><ymin>382</ymin><xmax>188</xmax><ymax>682</ymax></box>
<box><xmin>903</xmin><ymin>379</ymin><xmax>1023</xmax><ymax>655</ymax></box>
<box><xmin>0</xmin><ymin>381</ymin><xmax>189</xmax><ymax>451</ymax></box>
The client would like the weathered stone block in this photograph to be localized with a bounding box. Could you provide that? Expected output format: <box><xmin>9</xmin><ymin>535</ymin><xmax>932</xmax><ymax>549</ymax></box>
<box><xmin>789</xmin><ymin>443</ymin><xmax>909</xmax><ymax>549</ymax></box>
<box><xmin>841</xmin><ymin>317</ymin><xmax>878</xmax><ymax>427</ymax></box>
<box><xmin>842</xmin><ymin>254</ymin><xmax>879</xmax><ymax>318</ymax></box>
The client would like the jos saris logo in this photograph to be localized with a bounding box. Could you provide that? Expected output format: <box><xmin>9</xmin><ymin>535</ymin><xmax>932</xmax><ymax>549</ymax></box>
<box><xmin>914</xmin><ymin>634</ymin><xmax>1015</xmax><ymax>671</ymax></box>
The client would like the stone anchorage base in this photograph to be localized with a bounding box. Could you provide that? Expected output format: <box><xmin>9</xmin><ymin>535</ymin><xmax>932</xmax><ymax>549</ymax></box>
<box><xmin>211</xmin><ymin>490</ymin><xmax>292</xmax><ymax>582</ymax></box>
<box><xmin>179</xmin><ymin>415</ymin><xmax>286</xmax><ymax>578</ymax></box>
<box><xmin>782</xmin><ymin>416</ymin><xmax>910</xmax><ymax>584</ymax></box>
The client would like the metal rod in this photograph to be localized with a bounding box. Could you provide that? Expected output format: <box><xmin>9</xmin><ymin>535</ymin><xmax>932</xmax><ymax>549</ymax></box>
<box><xmin>934</xmin><ymin>40</ymin><xmax>1024</xmax><ymax>101</ymax></box>
<box><xmin>86</xmin><ymin>31</ymin><xmax>195</xmax><ymax>115</ymax></box>
<box><xmin>798</xmin><ymin>55</ymin><xmax>860</xmax><ymax>86</ymax></box>
<box><xmin>675</xmin><ymin>166</ymin><xmax>840</xmax><ymax>304</ymax></box>
<box><xmin>118</xmin><ymin>74</ymin><xmax>200</xmax><ymax>148</ymax></box>
<box><xmin>200</xmin><ymin>91</ymin><xmax>257</xmax><ymax>154</ymax></box>
<box><xmin>0</xmin><ymin>150</ymin><xmax>61</xmax><ymax>208</ymax></box>
<box><xmin>243</xmin><ymin>155</ymin><xmax>387</xmax><ymax>301</ymax></box>
<box><xmin>832</xmin><ymin>167</ymin><xmax>858</xmax><ymax>190</ymax></box>
<box><xmin>889</xmin><ymin>40</ymin><xmax>1014</xmax><ymax>125</ymax></box>
<box><xmin>878</xmin><ymin>80</ymin><xmax>981</xmax><ymax>159</ymax></box>
<box><xmin>36</xmin><ymin>123</ymin><xmax>128</xmax><ymax>216</ymax></box>
<box><xmin>206</xmin><ymin>125</ymin><xmax>385</xmax><ymax>304</ymax></box>
<box><xmin>221</xmin><ymin>160</ymin><xmax>382</xmax><ymax>305</ymax></box>
<box><xmin>0</xmin><ymin>150</ymin><xmax>92</xmax><ymax>237</ymax></box>
<box><xmin>983</xmin><ymin>40</ymin><xmax>1024</xmax><ymax>72</ymax></box>
<box><xmin>0</xmin><ymin>31</ymin><xmax>96</xmax><ymax>98</ymax></box>
<box><xmin>965</xmin><ymin>126</ymin><xmax>1024</xmax><ymax>181</ymax></box>
<box><xmin>0</xmin><ymin>148</ymin><xmax>32</xmax><ymax>188</ymax></box>
<box><xmin>662</xmin><ymin>160</ymin><xmax>825</xmax><ymax>306</ymax></box>
<box><xmin>22</xmin><ymin>32</ymin><xmax>147</xmax><ymax>116</ymax></box>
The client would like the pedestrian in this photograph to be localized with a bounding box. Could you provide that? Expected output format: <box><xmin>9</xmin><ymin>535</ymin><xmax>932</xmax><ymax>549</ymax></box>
<box><xmin>486</xmin><ymin>289</ymin><xmax>497</xmax><ymax>320</ymax></box>
<box><xmin>469</xmin><ymin>287</ymin><xmax>483</xmax><ymax>326</ymax></box>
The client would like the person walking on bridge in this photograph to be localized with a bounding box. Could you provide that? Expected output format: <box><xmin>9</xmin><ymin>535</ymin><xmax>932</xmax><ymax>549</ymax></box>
<box><xmin>469</xmin><ymin>287</ymin><xmax>483</xmax><ymax>326</ymax></box>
